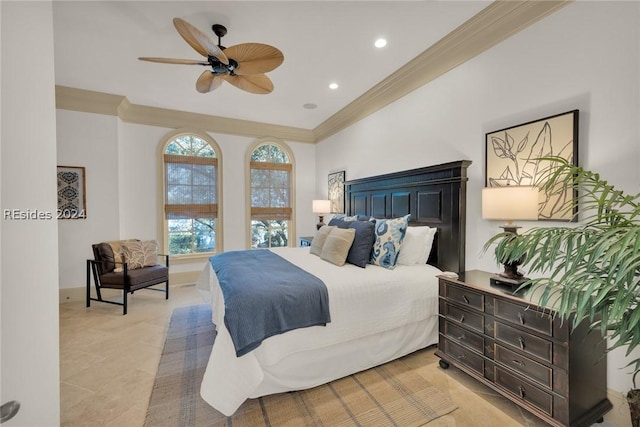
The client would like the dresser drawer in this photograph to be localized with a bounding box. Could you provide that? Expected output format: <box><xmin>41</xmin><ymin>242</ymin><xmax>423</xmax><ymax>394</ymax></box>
<box><xmin>442</xmin><ymin>303</ymin><xmax>484</xmax><ymax>334</ymax></box>
<box><xmin>436</xmin><ymin>270</ymin><xmax>611</xmax><ymax>427</ymax></box>
<box><xmin>444</xmin><ymin>337</ymin><xmax>485</xmax><ymax>375</ymax></box>
<box><xmin>495</xmin><ymin>345</ymin><xmax>553</xmax><ymax>389</ymax></box>
<box><xmin>494</xmin><ymin>299</ymin><xmax>553</xmax><ymax>337</ymax></box>
<box><xmin>443</xmin><ymin>282</ymin><xmax>484</xmax><ymax>311</ymax></box>
<box><xmin>495</xmin><ymin>367</ymin><xmax>553</xmax><ymax>416</ymax></box>
<box><xmin>442</xmin><ymin>320</ymin><xmax>485</xmax><ymax>354</ymax></box>
<box><xmin>495</xmin><ymin>321</ymin><xmax>553</xmax><ymax>364</ymax></box>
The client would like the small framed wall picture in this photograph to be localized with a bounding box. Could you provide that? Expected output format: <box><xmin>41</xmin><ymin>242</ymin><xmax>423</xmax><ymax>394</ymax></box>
<box><xmin>57</xmin><ymin>165</ymin><xmax>87</xmax><ymax>219</ymax></box>
<box><xmin>328</xmin><ymin>170</ymin><xmax>345</xmax><ymax>214</ymax></box>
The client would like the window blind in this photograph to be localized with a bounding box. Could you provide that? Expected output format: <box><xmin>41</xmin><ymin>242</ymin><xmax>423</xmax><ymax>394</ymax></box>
<box><xmin>250</xmin><ymin>161</ymin><xmax>292</xmax><ymax>220</ymax></box>
<box><xmin>164</xmin><ymin>154</ymin><xmax>217</xmax><ymax>220</ymax></box>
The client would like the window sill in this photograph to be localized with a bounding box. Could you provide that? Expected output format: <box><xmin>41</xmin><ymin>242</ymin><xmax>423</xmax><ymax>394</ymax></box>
<box><xmin>169</xmin><ymin>252</ymin><xmax>215</xmax><ymax>264</ymax></box>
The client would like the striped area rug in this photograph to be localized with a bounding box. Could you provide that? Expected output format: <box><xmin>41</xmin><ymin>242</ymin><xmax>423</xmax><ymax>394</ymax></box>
<box><xmin>145</xmin><ymin>304</ymin><xmax>457</xmax><ymax>427</ymax></box>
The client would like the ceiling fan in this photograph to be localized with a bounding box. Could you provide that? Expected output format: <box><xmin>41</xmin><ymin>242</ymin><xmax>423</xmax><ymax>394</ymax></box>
<box><xmin>139</xmin><ymin>18</ymin><xmax>284</xmax><ymax>94</ymax></box>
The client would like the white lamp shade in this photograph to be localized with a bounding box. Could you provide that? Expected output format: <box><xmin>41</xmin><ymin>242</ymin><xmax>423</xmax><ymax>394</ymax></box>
<box><xmin>312</xmin><ymin>199</ymin><xmax>331</xmax><ymax>213</ymax></box>
<box><xmin>482</xmin><ymin>186</ymin><xmax>539</xmax><ymax>221</ymax></box>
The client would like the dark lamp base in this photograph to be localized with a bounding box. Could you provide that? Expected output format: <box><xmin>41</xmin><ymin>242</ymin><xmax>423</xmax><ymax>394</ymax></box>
<box><xmin>490</xmin><ymin>275</ymin><xmax>530</xmax><ymax>290</ymax></box>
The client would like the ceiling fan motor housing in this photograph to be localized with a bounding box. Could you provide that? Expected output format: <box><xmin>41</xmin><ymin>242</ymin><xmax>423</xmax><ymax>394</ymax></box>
<box><xmin>208</xmin><ymin>56</ymin><xmax>238</xmax><ymax>75</ymax></box>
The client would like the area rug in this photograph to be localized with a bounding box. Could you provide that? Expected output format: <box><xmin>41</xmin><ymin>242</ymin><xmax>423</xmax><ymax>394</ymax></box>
<box><xmin>145</xmin><ymin>304</ymin><xmax>457</xmax><ymax>426</ymax></box>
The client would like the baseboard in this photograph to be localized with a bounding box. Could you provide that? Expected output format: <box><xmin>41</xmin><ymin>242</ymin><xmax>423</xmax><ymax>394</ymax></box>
<box><xmin>60</xmin><ymin>270</ymin><xmax>201</xmax><ymax>303</ymax></box>
<box><xmin>605</xmin><ymin>388</ymin><xmax>632</xmax><ymax>427</ymax></box>
<box><xmin>169</xmin><ymin>271</ymin><xmax>200</xmax><ymax>287</ymax></box>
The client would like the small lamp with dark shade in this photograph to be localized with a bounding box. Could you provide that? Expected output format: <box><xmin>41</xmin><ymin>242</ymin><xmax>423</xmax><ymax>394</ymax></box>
<box><xmin>312</xmin><ymin>199</ymin><xmax>331</xmax><ymax>230</ymax></box>
<box><xmin>482</xmin><ymin>186</ymin><xmax>539</xmax><ymax>287</ymax></box>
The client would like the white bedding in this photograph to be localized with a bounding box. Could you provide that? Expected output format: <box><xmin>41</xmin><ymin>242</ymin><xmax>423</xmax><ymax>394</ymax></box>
<box><xmin>196</xmin><ymin>247</ymin><xmax>442</xmax><ymax>416</ymax></box>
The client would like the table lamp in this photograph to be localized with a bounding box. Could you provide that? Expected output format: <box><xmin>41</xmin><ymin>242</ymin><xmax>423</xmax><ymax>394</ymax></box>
<box><xmin>312</xmin><ymin>199</ymin><xmax>331</xmax><ymax>230</ymax></box>
<box><xmin>482</xmin><ymin>185</ymin><xmax>539</xmax><ymax>287</ymax></box>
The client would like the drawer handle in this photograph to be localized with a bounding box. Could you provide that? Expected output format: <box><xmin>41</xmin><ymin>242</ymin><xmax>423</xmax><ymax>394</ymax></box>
<box><xmin>518</xmin><ymin>385</ymin><xmax>525</xmax><ymax>399</ymax></box>
<box><xmin>463</xmin><ymin>295</ymin><xmax>470</xmax><ymax>304</ymax></box>
<box><xmin>518</xmin><ymin>313</ymin><xmax>525</xmax><ymax>325</ymax></box>
<box><xmin>512</xmin><ymin>359</ymin><xmax>524</xmax><ymax>367</ymax></box>
<box><xmin>518</xmin><ymin>336</ymin><xmax>525</xmax><ymax>350</ymax></box>
<box><xmin>457</xmin><ymin>334</ymin><xmax>466</xmax><ymax>341</ymax></box>
<box><xmin>459</xmin><ymin>314</ymin><xmax>465</xmax><ymax>323</ymax></box>
<box><xmin>456</xmin><ymin>353</ymin><xmax>465</xmax><ymax>360</ymax></box>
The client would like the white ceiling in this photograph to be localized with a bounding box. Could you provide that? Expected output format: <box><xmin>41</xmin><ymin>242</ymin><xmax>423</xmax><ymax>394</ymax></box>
<box><xmin>52</xmin><ymin>1</ymin><xmax>491</xmax><ymax>130</ymax></box>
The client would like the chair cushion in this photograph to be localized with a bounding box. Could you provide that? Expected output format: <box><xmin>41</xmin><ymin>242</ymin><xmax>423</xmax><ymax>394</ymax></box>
<box><xmin>108</xmin><ymin>239</ymin><xmax>139</xmax><ymax>272</ymax></box>
<box><xmin>121</xmin><ymin>240</ymin><xmax>159</xmax><ymax>269</ymax></box>
<box><xmin>100</xmin><ymin>265</ymin><xmax>168</xmax><ymax>289</ymax></box>
<box><xmin>92</xmin><ymin>243</ymin><xmax>116</xmax><ymax>273</ymax></box>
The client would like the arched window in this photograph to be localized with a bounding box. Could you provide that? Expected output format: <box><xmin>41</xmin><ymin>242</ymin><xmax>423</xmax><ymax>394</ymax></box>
<box><xmin>248</xmin><ymin>141</ymin><xmax>294</xmax><ymax>248</ymax></box>
<box><xmin>162</xmin><ymin>132</ymin><xmax>221</xmax><ymax>256</ymax></box>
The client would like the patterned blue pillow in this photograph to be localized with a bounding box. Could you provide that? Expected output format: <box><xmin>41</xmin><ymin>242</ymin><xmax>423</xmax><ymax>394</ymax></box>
<box><xmin>370</xmin><ymin>214</ymin><xmax>410</xmax><ymax>269</ymax></box>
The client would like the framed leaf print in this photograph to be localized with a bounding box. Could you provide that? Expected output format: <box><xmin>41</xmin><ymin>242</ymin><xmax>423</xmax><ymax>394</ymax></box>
<box><xmin>485</xmin><ymin>110</ymin><xmax>579</xmax><ymax>221</ymax></box>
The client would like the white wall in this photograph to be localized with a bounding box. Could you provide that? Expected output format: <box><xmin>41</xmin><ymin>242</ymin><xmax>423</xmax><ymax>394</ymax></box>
<box><xmin>56</xmin><ymin>110</ymin><xmax>120</xmax><ymax>286</ymax></box>
<box><xmin>316</xmin><ymin>1</ymin><xmax>640</xmax><ymax>394</ymax></box>
<box><xmin>56</xmin><ymin>116</ymin><xmax>317</xmax><ymax>288</ymax></box>
<box><xmin>1</xmin><ymin>1</ymin><xmax>60</xmax><ymax>424</ymax></box>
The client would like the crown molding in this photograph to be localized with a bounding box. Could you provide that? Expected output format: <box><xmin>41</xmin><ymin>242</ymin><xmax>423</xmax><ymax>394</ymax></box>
<box><xmin>55</xmin><ymin>1</ymin><xmax>570</xmax><ymax>146</ymax></box>
<box><xmin>55</xmin><ymin>85</ymin><xmax>126</xmax><ymax>116</ymax></box>
<box><xmin>312</xmin><ymin>0</ymin><xmax>571</xmax><ymax>143</ymax></box>
<box><xmin>55</xmin><ymin>85</ymin><xmax>315</xmax><ymax>144</ymax></box>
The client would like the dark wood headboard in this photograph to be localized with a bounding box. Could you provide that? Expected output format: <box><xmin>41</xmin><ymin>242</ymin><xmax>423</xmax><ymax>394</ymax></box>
<box><xmin>345</xmin><ymin>160</ymin><xmax>471</xmax><ymax>273</ymax></box>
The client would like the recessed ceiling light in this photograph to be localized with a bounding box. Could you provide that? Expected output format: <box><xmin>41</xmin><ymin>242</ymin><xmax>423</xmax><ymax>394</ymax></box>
<box><xmin>303</xmin><ymin>103</ymin><xmax>317</xmax><ymax>109</ymax></box>
<box><xmin>374</xmin><ymin>38</ymin><xmax>387</xmax><ymax>48</ymax></box>
<box><xmin>329</xmin><ymin>82</ymin><xmax>339</xmax><ymax>90</ymax></box>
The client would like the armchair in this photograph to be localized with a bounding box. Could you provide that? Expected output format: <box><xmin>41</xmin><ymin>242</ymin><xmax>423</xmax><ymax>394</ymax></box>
<box><xmin>86</xmin><ymin>241</ymin><xmax>169</xmax><ymax>315</ymax></box>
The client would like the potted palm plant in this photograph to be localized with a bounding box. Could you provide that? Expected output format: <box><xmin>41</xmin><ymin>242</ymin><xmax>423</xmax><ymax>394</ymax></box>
<box><xmin>484</xmin><ymin>156</ymin><xmax>640</xmax><ymax>426</ymax></box>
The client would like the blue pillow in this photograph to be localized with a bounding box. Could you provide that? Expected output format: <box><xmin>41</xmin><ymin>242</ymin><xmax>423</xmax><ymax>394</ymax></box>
<box><xmin>346</xmin><ymin>220</ymin><xmax>376</xmax><ymax>268</ymax></box>
<box><xmin>328</xmin><ymin>218</ymin><xmax>352</xmax><ymax>228</ymax></box>
<box><xmin>370</xmin><ymin>215</ymin><xmax>410</xmax><ymax>269</ymax></box>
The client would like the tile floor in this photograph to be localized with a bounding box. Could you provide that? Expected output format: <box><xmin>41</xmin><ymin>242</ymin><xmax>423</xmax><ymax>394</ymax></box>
<box><xmin>60</xmin><ymin>284</ymin><xmax>623</xmax><ymax>426</ymax></box>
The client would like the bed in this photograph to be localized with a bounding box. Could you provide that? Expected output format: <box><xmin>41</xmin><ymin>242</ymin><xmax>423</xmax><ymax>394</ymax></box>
<box><xmin>196</xmin><ymin>160</ymin><xmax>471</xmax><ymax>416</ymax></box>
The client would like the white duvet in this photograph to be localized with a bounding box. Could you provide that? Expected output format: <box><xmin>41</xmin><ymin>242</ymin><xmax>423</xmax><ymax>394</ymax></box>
<box><xmin>196</xmin><ymin>247</ymin><xmax>442</xmax><ymax>416</ymax></box>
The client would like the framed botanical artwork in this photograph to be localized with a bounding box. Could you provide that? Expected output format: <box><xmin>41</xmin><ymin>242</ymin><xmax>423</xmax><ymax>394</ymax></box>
<box><xmin>485</xmin><ymin>110</ymin><xmax>579</xmax><ymax>221</ymax></box>
<box><xmin>57</xmin><ymin>166</ymin><xmax>87</xmax><ymax>219</ymax></box>
<box><xmin>328</xmin><ymin>170</ymin><xmax>345</xmax><ymax>214</ymax></box>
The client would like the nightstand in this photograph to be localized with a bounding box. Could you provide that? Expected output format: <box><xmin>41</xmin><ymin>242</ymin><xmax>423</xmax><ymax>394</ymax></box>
<box><xmin>436</xmin><ymin>270</ymin><xmax>611</xmax><ymax>427</ymax></box>
<box><xmin>298</xmin><ymin>236</ymin><xmax>313</xmax><ymax>247</ymax></box>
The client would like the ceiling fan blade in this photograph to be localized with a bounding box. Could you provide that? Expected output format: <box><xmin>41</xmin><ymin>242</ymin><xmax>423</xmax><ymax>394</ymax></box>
<box><xmin>196</xmin><ymin>71</ymin><xmax>224</xmax><ymax>93</ymax></box>
<box><xmin>173</xmin><ymin>18</ymin><xmax>228</xmax><ymax>65</ymax></box>
<box><xmin>138</xmin><ymin>57</ymin><xmax>209</xmax><ymax>65</ymax></box>
<box><xmin>224</xmin><ymin>43</ymin><xmax>284</xmax><ymax>76</ymax></box>
<box><xmin>221</xmin><ymin>73</ymin><xmax>274</xmax><ymax>94</ymax></box>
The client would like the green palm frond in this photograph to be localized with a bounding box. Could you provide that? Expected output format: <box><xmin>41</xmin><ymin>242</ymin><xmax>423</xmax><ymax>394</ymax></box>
<box><xmin>483</xmin><ymin>156</ymin><xmax>640</xmax><ymax>385</ymax></box>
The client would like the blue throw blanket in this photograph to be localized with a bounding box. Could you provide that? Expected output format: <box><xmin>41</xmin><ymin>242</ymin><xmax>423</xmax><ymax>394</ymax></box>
<box><xmin>209</xmin><ymin>250</ymin><xmax>331</xmax><ymax>357</ymax></box>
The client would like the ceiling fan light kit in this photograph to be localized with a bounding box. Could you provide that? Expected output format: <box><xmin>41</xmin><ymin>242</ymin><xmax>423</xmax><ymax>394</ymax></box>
<box><xmin>139</xmin><ymin>18</ymin><xmax>284</xmax><ymax>94</ymax></box>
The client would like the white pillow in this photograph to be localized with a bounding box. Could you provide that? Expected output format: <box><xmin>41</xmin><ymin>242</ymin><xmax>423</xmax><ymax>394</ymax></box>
<box><xmin>397</xmin><ymin>226</ymin><xmax>437</xmax><ymax>265</ymax></box>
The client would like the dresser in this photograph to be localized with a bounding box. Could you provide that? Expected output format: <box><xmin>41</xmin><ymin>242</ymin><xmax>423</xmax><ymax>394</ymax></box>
<box><xmin>436</xmin><ymin>270</ymin><xmax>612</xmax><ymax>427</ymax></box>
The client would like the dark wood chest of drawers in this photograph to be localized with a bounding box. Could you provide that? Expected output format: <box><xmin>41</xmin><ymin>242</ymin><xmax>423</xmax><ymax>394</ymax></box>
<box><xmin>436</xmin><ymin>270</ymin><xmax>612</xmax><ymax>427</ymax></box>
